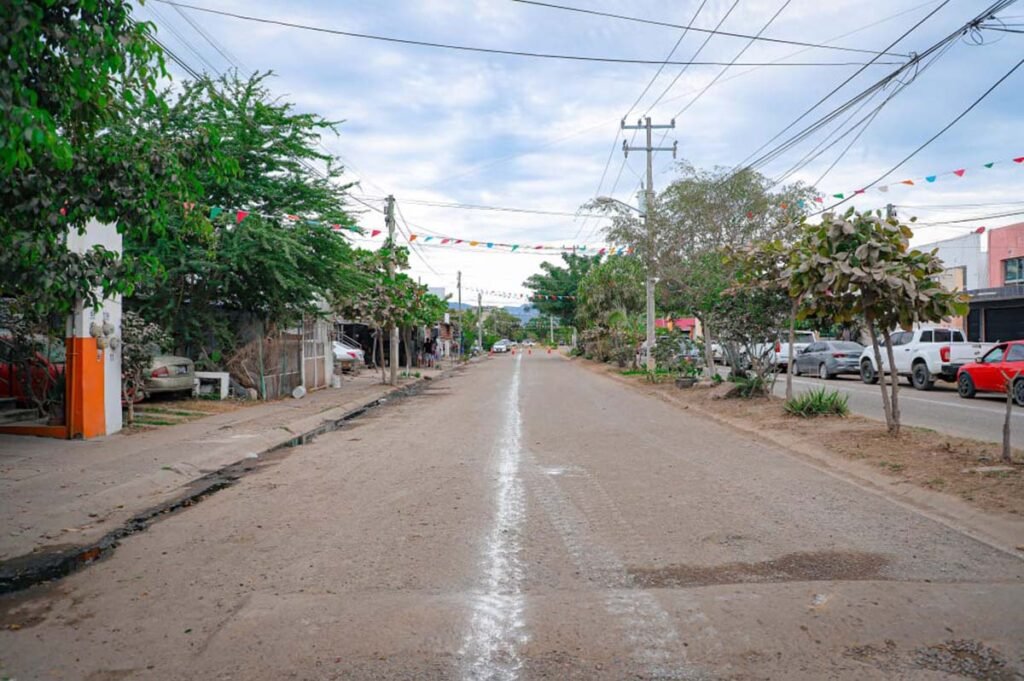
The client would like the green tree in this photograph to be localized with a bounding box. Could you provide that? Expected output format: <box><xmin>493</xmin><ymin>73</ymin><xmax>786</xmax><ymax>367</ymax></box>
<box><xmin>2</xmin><ymin>0</ymin><xmax>204</xmax><ymax>319</ymax></box>
<box><xmin>598</xmin><ymin>162</ymin><xmax>814</xmax><ymax>372</ymax></box>
<box><xmin>576</xmin><ymin>256</ymin><xmax>645</xmax><ymax>364</ymax></box>
<box><xmin>787</xmin><ymin>208</ymin><xmax>966</xmax><ymax>436</ymax></box>
<box><xmin>523</xmin><ymin>253</ymin><xmax>601</xmax><ymax>326</ymax></box>
<box><xmin>125</xmin><ymin>72</ymin><xmax>364</xmax><ymax>357</ymax></box>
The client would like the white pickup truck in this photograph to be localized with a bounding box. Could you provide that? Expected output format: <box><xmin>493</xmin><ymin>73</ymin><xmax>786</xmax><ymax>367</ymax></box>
<box><xmin>858</xmin><ymin>327</ymin><xmax>991</xmax><ymax>390</ymax></box>
<box><xmin>773</xmin><ymin>330</ymin><xmax>818</xmax><ymax>371</ymax></box>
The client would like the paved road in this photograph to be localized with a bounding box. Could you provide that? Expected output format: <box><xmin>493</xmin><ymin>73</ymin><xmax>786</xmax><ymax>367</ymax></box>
<box><xmin>2</xmin><ymin>354</ymin><xmax>1022</xmax><ymax>680</ymax></box>
<box><xmin>771</xmin><ymin>370</ymin><xmax>1022</xmax><ymax>443</ymax></box>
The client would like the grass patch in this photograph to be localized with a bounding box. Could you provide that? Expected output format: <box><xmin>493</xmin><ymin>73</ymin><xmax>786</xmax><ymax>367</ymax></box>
<box><xmin>784</xmin><ymin>388</ymin><xmax>849</xmax><ymax>417</ymax></box>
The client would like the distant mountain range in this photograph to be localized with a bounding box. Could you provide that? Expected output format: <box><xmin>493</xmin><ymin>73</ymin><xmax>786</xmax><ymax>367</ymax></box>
<box><xmin>447</xmin><ymin>302</ymin><xmax>539</xmax><ymax>323</ymax></box>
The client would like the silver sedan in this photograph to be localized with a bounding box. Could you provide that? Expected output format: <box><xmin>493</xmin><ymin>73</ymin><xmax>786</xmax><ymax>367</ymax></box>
<box><xmin>791</xmin><ymin>341</ymin><xmax>864</xmax><ymax>379</ymax></box>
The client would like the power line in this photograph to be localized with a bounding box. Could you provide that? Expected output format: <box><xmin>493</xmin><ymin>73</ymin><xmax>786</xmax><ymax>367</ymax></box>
<box><xmin>170</xmin><ymin>3</ymin><xmax>246</xmax><ymax>71</ymax></box>
<box><xmin>510</xmin><ymin>0</ymin><xmax>911</xmax><ymax>58</ymax></box>
<box><xmin>642</xmin><ymin>0</ymin><xmax>742</xmax><ymax>116</ymax></box>
<box><xmin>912</xmin><ymin>209</ymin><xmax>1024</xmax><ymax>224</ymax></box>
<box><xmin>424</xmin><ymin>0</ymin><xmax>945</xmax><ymax>193</ymax></box>
<box><xmin>363</xmin><ymin>198</ymin><xmax>612</xmax><ymax>219</ymax></box>
<box><xmin>150</xmin><ymin>0</ymin><xmax>903</xmax><ymax>67</ymax></box>
<box><xmin>733</xmin><ymin>0</ymin><xmax>956</xmax><ymax>173</ymax></box>
<box><xmin>823</xmin><ymin>54</ymin><xmax>1024</xmax><ymax>213</ymax></box>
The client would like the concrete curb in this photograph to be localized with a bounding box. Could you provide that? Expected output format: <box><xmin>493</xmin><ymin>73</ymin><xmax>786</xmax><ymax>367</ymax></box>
<box><xmin>0</xmin><ymin>367</ymin><xmax>464</xmax><ymax>595</ymax></box>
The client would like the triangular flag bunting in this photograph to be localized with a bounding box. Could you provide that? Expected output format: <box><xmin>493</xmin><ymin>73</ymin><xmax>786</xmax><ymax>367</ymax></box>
<box><xmin>925</xmin><ymin>176</ymin><xmax>936</xmax><ymax>183</ymax></box>
<box><xmin>780</xmin><ymin>203</ymin><xmax>788</xmax><ymax>209</ymax></box>
<box><xmin>854</xmin><ymin>189</ymin><xmax>865</xmax><ymax>195</ymax></box>
<box><xmin>1014</xmin><ymin>157</ymin><xmax>1024</xmax><ymax>163</ymax></box>
<box><xmin>286</xmin><ymin>214</ymin><xmax>300</xmax><ymax>221</ymax></box>
<box><xmin>370</xmin><ymin>229</ymin><xmax>381</xmax><ymax>237</ymax></box>
<box><xmin>832</xmin><ymin>193</ymin><xmax>844</xmax><ymax>199</ymax></box>
<box><xmin>409</xmin><ymin>234</ymin><xmax>417</xmax><ymax>241</ymax></box>
<box><xmin>236</xmin><ymin>210</ymin><xmax>249</xmax><ymax>223</ymax></box>
<box><xmin>511</xmin><ymin>245</ymin><xmax>519</xmax><ymax>251</ymax></box>
<box><xmin>425</xmin><ymin>236</ymin><xmax>433</xmax><ymax>242</ymax></box>
<box><xmin>441</xmin><ymin>238</ymin><xmax>450</xmax><ymax>244</ymax></box>
<box><xmin>486</xmin><ymin>242</ymin><xmax>493</xmax><ymax>248</ymax></box>
<box><xmin>210</xmin><ymin>206</ymin><xmax>223</xmax><ymax>219</ymax></box>
<box><xmin>878</xmin><ymin>186</ymin><xmax>888</xmax><ymax>193</ymax></box>
<box><xmin>469</xmin><ymin>240</ymin><xmax>479</xmax><ymax>246</ymax></box>
<box><xmin>814</xmin><ymin>197</ymin><xmax>824</xmax><ymax>203</ymax></box>
<box><xmin>984</xmin><ymin>162</ymin><xmax>994</xmax><ymax>168</ymax></box>
<box><xmin>953</xmin><ymin>169</ymin><xmax>965</xmax><ymax>177</ymax></box>
<box><xmin>900</xmin><ymin>179</ymin><xmax>914</xmax><ymax>186</ymax></box>
<box><xmin>746</xmin><ymin>211</ymin><xmax>754</xmax><ymax>219</ymax></box>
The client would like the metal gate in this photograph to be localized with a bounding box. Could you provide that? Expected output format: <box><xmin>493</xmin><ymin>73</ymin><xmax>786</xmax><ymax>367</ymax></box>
<box><xmin>302</xmin><ymin>319</ymin><xmax>328</xmax><ymax>391</ymax></box>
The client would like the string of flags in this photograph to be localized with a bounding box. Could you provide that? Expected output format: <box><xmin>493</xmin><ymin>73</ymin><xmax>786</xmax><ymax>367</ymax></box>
<box><xmin>466</xmin><ymin>287</ymin><xmax>576</xmax><ymax>301</ymax></box>
<box><xmin>757</xmin><ymin>155</ymin><xmax>1024</xmax><ymax>216</ymax></box>
<box><xmin>359</xmin><ymin>229</ymin><xmax>633</xmax><ymax>256</ymax></box>
<box><xmin>194</xmin><ymin>204</ymin><xmax>361</xmax><ymax>233</ymax></box>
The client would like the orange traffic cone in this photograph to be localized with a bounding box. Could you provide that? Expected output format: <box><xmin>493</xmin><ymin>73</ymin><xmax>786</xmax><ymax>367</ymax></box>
<box><xmin>547</xmin><ymin>348</ymin><xmax>552</xmax><ymax>354</ymax></box>
<box><xmin>528</xmin><ymin>348</ymin><xmax>532</xmax><ymax>355</ymax></box>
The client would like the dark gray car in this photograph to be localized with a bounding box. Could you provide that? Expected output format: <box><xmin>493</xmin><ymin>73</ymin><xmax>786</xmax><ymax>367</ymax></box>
<box><xmin>792</xmin><ymin>340</ymin><xmax>864</xmax><ymax>379</ymax></box>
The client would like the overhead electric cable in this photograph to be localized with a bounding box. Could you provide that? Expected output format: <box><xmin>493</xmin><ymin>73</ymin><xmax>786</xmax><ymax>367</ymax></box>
<box><xmin>150</xmin><ymin>0</ymin><xmax>903</xmax><ymax>67</ymax></box>
<box><xmin>733</xmin><ymin>0</ymin><xmax>955</xmax><ymax>172</ymax></box>
<box><xmin>510</xmin><ymin>0</ymin><xmax>910</xmax><ymax>58</ymax></box>
<box><xmin>822</xmin><ymin>54</ymin><xmax>1024</xmax><ymax>212</ymax></box>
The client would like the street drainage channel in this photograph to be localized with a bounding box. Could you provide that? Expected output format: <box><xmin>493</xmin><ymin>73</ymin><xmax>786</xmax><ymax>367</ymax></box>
<box><xmin>0</xmin><ymin>377</ymin><xmax>441</xmax><ymax>595</ymax></box>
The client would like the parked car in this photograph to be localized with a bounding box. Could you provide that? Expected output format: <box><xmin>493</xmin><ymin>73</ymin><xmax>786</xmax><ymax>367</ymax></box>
<box><xmin>772</xmin><ymin>330</ymin><xmax>818</xmax><ymax>370</ymax></box>
<box><xmin>492</xmin><ymin>340</ymin><xmax>511</xmax><ymax>353</ymax></box>
<box><xmin>143</xmin><ymin>354</ymin><xmax>195</xmax><ymax>399</ymax></box>
<box><xmin>859</xmin><ymin>327</ymin><xmax>991</xmax><ymax>390</ymax></box>
<box><xmin>0</xmin><ymin>335</ymin><xmax>65</xmax><ymax>405</ymax></box>
<box><xmin>710</xmin><ymin>342</ymin><xmax>725</xmax><ymax>364</ymax></box>
<box><xmin>957</xmin><ymin>341</ymin><xmax>1024</xmax><ymax>406</ymax></box>
<box><xmin>792</xmin><ymin>340</ymin><xmax>864</xmax><ymax>379</ymax></box>
<box><xmin>332</xmin><ymin>337</ymin><xmax>366</xmax><ymax>368</ymax></box>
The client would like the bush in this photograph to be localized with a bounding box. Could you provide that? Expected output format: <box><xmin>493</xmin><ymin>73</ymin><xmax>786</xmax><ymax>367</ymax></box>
<box><xmin>732</xmin><ymin>374</ymin><xmax>768</xmax><ymax>398</ymax></box>
<box><xmin>784</xmin><ymin>388</ymin><xmax>849</xmax><ymax>418</ymax></box>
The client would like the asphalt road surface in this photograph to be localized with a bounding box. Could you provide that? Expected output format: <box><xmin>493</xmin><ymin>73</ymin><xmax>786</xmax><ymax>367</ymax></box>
<box><xmin>2</xmin><ymin>354</ymin><xmax>1023</xmax><ymax>680</ymax></box>
<box><xmin>772</xmin><ymin>370</ymin><xmax>1022</xmax><ymax>443</ymax></box>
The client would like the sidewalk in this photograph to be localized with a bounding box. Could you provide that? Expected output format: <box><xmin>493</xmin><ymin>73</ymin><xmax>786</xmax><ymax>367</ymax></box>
<box><xmin>0</xmin><ymin>366</ymin><xmax>449</xmax><ymax>564</ymax></box>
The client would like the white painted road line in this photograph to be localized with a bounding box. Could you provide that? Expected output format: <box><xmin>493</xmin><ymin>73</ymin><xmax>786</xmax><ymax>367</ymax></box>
<box><xmin>461</xmin><ymin>353</ymin><xmax>528</xmax><ymax>681</ymax></box>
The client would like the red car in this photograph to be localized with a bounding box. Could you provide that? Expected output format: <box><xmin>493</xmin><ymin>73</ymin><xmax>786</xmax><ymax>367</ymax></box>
<box><xmin>957</xmin><ymin>340</ymin><xmax>1024</xmax><ymax>406</ymax></box>
<box><xmin>0</xmin><ymin>336</ymin><xmax>66</xmax><ymax>406</ymax></box>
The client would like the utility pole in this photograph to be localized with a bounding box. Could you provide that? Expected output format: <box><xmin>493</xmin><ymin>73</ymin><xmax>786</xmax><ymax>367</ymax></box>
<box><xmin>885</xmin><ymin>203</ymin><xmax>897</xmax><ymax>220</ymax></box>
<box><xmin>623</xmin><ymin>117</ymin><xmax>676</xmax><ymax>373</ymax></box>
<box><xmin>457</xmin><ymin>271</ymin><xmax>463</xmax><ymax>361</ymax></box>
<box><xmin>385</xmin><ymin>195</ymin><xmax>399</xmax><ymax>385</ymax></box>
<box><xmin>549</xmin><ymin>315</ymin><xmax>554</xmax><ymax>345</ymax></box>
<box><xmin>477</xmin><ymin>291</ymin><xmax>483</xmax><ymax>351</ymax></box>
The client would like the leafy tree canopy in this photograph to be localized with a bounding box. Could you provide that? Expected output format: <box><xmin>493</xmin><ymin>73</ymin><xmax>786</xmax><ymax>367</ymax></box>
<box><xmin>523</xmin><ymin>253</ymin><xmax>601</xmax><ymax>326</ymax></box>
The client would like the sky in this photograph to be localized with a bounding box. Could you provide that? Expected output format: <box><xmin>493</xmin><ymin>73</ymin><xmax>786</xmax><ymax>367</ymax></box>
<box><xmin>135</xmin><ymin>0</ymin><xmax>1024</xmax><ymax>306</ymax></box>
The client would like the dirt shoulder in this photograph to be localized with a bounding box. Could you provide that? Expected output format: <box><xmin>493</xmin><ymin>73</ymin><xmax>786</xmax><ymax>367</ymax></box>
<box><xmin>571</xmin><ymin>356</ymin><xmax>1024</xmax><ymax>554</ymax></box>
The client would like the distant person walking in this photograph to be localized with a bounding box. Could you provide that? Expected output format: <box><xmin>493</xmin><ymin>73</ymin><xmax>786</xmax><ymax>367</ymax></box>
<box><xmin>424</xmin><ymin>336</ymin><xmax>435</xmax><ymax>368</ymax></box>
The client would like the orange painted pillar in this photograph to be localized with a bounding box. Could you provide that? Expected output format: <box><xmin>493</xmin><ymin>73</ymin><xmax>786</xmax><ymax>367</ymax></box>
<box><xmin>67</xmin><ymin>336</ymin><xmax>106</xmax><ymax>439</ymax></box>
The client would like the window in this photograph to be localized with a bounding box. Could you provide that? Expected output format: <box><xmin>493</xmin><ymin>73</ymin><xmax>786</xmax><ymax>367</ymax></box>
<box><xmin>1008</xmin><ymin>344</ymin><xmax>1024</xmax><ymax>362</ymax></box>
<box><xmin>1005</xmin><ymin>257</ymin><xmax>1024</xmax><ymax>284</ymax></box>
<box><xmin>933</xmin><ymin>329</ymin><xmax>952</xmax><ymax>343</ymax></box>
<box><xmin>890</xmin><ymin>331</ymin><xmax>912</xmax><ymax>346</ymax></box>
<box><xmin>834</xmin><ymin>341</ymin><xmax>864</xmax><ymax>351</ymax></box>
<box><xmin>953</xmin><ymin>331</ymin><xmax>965</xmax><ymax>343</ymax></box>
<box><xmin>983</xmin><ymin>345</ymin><xmax>1006</xmax><ymax>364</ymax></box>
<box><xmin>919</xmin><ymin>330</ymin><xmax>933</xmax><ymax>343</ymax></box>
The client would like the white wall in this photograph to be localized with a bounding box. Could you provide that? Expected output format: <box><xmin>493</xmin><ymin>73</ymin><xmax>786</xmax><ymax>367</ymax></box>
<box><xmin>914</xmin><ymin>231</ymin><xmax>988</xmax><ymax>291</ymax></box>
<box><xmin>67</xmin><ymin>220</ymin><xmax>123</xmax><ymax>435</ymax></box>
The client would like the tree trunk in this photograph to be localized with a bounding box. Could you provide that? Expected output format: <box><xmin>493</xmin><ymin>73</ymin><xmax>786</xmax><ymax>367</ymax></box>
<box><xmin>1003</xmin><ymin>370</ymin><xmax>1020</xmax><ymax>464</ymax></box>
<box><xmin>370</xmin><ymin>328</ymin><xmax>378</xmax><ymax>368</ymax></box>
<box><xmin>701</xmin><ymin>317</ymin><xmax>716</xmax><ymax>380</ymax></box>
<box><xmin>865</xmin><ymin>316</ymin><xmax>895</xmax><ymax>432</ymax></box>
<box><xmin>404</xmin><ymin>327</ymin><xmax>413</xmax><ymax>375</ymax></box>
<box><xmin>786</xmin><ymin>302</ymin><xmax>797</xmax><ymax>402</ymax></box>
<box><xmin>377</xmin><ymin>330</ymin><xmax>386</xmax><ymax>384</ymax></box>
<box><xmin>882</xmin><ymin>328</ymin><xmax>901</xmax><ymax>437</ymax></box>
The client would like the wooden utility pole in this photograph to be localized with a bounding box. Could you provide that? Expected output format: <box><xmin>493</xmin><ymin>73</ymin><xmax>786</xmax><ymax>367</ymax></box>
<box><xmin>477</xmin><ymin>291</ymin><xmax>483</xmax><ymax>351</ymax></box>
<box><xmin>457</xmin><ymin>270</ymin><xmax>463</xmax><ymax>360</ymax></box>
<box><xmin>622</xmin><ymin>117</ymin><xmax>676</xmax><ymax>373</ymax></box>
<box><xmin>385</xmin><ymin>195</ymin><xmax>399</xmax><ymax>385</ymax></box>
